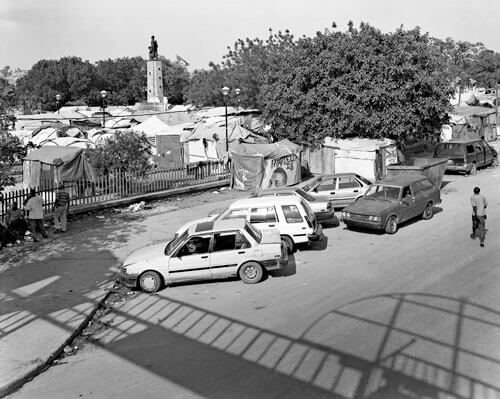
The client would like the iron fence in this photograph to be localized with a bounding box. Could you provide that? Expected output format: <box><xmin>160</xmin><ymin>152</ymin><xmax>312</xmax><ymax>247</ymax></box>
<box><xmin>0</xmin><ymin>161</ymin><xmax>230</xmax><ymax>222</ymax></box>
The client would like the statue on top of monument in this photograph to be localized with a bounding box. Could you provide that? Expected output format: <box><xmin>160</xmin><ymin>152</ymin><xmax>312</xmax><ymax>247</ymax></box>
<box><xmin>148</xmin><ymin>35</ymin><xmax>158</xmax><ymax>60</ymax></box>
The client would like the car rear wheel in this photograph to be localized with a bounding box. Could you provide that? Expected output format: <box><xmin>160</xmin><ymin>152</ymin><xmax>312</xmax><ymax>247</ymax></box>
<box><xmin>385</xmin><ymin>216</ymin><xmax>398</xmax><ymax>234</ymax></box>
<box><xmin>422</xmin><ymin>203</ymin><xmax>433</xmax><ymax>220</ymax></box>
<box><xmin>139</xmin><ymin>271</ymin><xmax>162</xmax><ymax>293</ymax></box>
<box><xmin>239</xmin><ymin>262</ymin><xmax>264</xmax><ymax>284</ymax></box>
<box><xmin>281</xmin><ymin>235</ymin><xmax>294</xmax><ymax>254</ymax></box>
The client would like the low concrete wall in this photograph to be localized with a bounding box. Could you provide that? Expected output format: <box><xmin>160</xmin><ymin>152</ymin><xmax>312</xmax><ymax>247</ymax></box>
<box><xmin>64</xmin><ymin>179</ymin><xmax>229</xmax><ymax>217</ymax></box>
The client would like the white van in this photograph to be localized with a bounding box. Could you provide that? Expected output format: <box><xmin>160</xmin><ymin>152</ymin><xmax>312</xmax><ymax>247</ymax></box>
<box><xmin>216</xmin><ymin>196</ymin><xmax>322</xmax><ymax>252</ymax></box>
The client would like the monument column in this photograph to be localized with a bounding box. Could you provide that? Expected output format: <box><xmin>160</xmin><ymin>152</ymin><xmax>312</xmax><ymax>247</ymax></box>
<box><xmin>146</xmin><ymin>35</ymin><xmax>167</xmax><ymax>109</ymax></box>
<box><xmin>147</xmin><ymin>60</ymin><xmax>164</xmax><ymax>104</ymax></box>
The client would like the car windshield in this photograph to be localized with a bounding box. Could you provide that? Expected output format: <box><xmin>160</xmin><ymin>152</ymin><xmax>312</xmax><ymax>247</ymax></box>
<box><xmin>295</xmin><ymin>188</ymin><xmax>315</xmax><ymax>202</ymax></box>
<box><xmin>245</xmin><ymin>222</ymin><xmax>262</xmax><ymax>243</ymax></box>
<box><xmin>165</xmin><ymin>230</ymin><xmax>188</xmax><ymax>256</ymax></box>
<box><xmin>434</xmin><ymin>143</ymin><xmax>463</xmax><ymax>156</ymax></box>
<box><xmin>364</xmin><ymin>185</ymin><xmax>401</xmax><ymax>202</ymax></box>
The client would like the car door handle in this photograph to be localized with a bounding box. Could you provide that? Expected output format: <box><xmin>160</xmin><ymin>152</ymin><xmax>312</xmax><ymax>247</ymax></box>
<box><xmin>353</xmin><ymin>190</ymin><xmax>359</xmax><ymax>193</ymax></box>
<box><xmin>330</xmin><ymin>192</ymin><xmax>336</xmax><ymax>195</ymax></box>
<box><xmin>201</xmin><ymin>255</ymin><xmax>208</xmax><ymax>259</ymax></box>
<box><xmin>268</xmin><ymin>224</ymin><xmax>275</xmax><ymax>227</ymax></box>
<box><xmin>238</xmin><ymin>251</ymin><xmax>245</xmax><ymax>254</ymax></box>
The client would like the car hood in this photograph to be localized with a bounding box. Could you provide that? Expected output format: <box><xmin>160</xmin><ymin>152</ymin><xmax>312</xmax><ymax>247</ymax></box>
<box><xmin>260</xmin><ymin>229</ymin><xmax>281</xmax><ymax>244</ymax></box>
<box><xmin>123</xmin><ymin>242</ymin><xmax>166</xmax><ymax>266</ymax></box>
<box><xmin>344</xmin><ymin>198</ymin><xmax>396</xmax><ymax>215</ymax></box>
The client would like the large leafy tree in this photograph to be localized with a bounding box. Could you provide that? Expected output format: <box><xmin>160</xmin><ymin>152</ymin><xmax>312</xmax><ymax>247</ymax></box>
<box><xmin>468</xmin><ymin>49</ymin><xmax>500</xmax><ymax>88</ymax></box>
<box><xmin>184</xmin><ymin>29</ymin><xmax>295</xmax><ymax>108</ymax></box>
<box><xmin>15</xmin><ymin>57</ymin><xmax>98</xmax><ymax>112</ymax></box>
<box><xmin>95</xmin><ymin>57</ymin><xmax>146</xmax><ymax>106</ymax></box>
<box><xmin>259</xmin><ymin>23</ymin><xmax>454</xmax><ymax>146</ymax></box>
<box><xmin>159</xmin><ymin>57</ymin><xmax>190</xmax><ymax>105</ymax></box>
<box><xmin>86</xmin><ymin>131</ymin><xmax>152</xmax><ymax>175</ymax></box>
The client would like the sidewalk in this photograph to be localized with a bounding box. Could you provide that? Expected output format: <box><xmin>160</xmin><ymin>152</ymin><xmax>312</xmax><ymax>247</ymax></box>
<box><xmin>0</xmin><ymin>184</ymin><xmax>245</xmax><ymax>397</ymax></box>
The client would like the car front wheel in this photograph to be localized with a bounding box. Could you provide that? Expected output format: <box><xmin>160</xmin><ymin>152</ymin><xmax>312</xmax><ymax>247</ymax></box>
<box><xmin>385</xmin><ymin>216</ymin><xmax>398</xmax><ymax>234</ymax></box>
<box><xmin>239</xmin><ymin>262</ymin><xmax>264</xmax><ymax>284</ymax></box>
<box><xmin>139</xmin><ymin>271</ymin><xmax>162</xmax><ymax>293</ymax></box>
<box><xmin>422</xmin><ymin>203</ymin><xmax>433</xmax><ymax>220</ymax></box>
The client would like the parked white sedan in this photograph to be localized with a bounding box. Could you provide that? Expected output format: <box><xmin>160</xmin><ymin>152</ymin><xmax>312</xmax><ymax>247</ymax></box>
<box><xmin>119</xmin><ymin>219</ymin><xmax>288</xmax><ymax>293</ymax></box>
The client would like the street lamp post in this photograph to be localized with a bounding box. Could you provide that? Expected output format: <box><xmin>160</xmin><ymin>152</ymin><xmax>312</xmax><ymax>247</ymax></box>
<box><xmin>100</xmin><ymin>90</ymin><xmax>107</xmax><ymax>128</ymax></box>
<box><xmin>235</xmin><ymin>88</ymin><xmax>241</xmax><ymax>111</ymax></box>
<box><xmin>55</xmin><ymin>94</ymin><xmax>62</xmax><ymax>114</ymax></box>
<box><xmin>221</xmin><ymin>86</ymin><xmax>230</xmax><ymax>152</ymax></box>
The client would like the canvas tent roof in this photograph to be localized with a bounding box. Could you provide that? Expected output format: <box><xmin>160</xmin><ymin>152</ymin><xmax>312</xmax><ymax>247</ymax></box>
<box><xmin>231</xmin><ymin>139</ymin><xmax>301</xmax><ymax>159</ymax></box>
<box><xmin>452</xmin><ymin>105</ymin><xmax>496</xmax><ymax>118</ymax></box>
<box><xmin>132</xmin><ymin>115</ymin><xmax>170</xmax><ymax>137</ymax></box>
<box><xmin>323</xmin><ymin>137</ymin><xmax>395</xmax><ymax>151</ymax></box>
<box><xmin>24</xmin><ymin>146</ymin><xmax>95</xmax><ymax>182</ymax></box>
<box><xmin>181</xmin><ymin>120</ymin><xmax>267</xmax><ymax>144</ymax></box>
<box><xmin>41</xmin><ymin>137</ymin><xmax>95</xmax><ymax>149</ymax></box>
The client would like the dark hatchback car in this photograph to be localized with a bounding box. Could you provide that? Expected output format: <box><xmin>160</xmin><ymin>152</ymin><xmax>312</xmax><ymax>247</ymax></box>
<box><xmin>341</xmin><ymin>175</ymin><xmax>441</xmax><ymax>234</ymax></box>
<box><xmin>433</xmin><ymin>139</ymin><xmax>497</xmax><ymax>175</ymax></box>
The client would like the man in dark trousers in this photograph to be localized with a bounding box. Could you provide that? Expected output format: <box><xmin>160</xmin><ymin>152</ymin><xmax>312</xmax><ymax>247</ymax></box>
<box><xmin>470</xmin><ymin>186</ymin><xmax>488</xmax><ymax>247</ymax></box>
<box><xmin>53</xmin><ymin>183</ymin><xmax>70</xmax><ymax>233</ymax></box>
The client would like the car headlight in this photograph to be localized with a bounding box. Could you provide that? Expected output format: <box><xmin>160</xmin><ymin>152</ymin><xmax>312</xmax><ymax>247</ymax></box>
<box><xmin>342</xmin><ymin>212</ymin><xmax>350</xmax><ymax>218</ymax></box>
<box><xmin>368</xmin><ymin>216</ymin><xmax>381</xmax><ymax>222</ymax></box>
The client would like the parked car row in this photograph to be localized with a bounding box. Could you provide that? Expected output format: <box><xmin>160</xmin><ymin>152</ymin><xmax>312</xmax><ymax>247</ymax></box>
<box><xmin>119</xmin><ymin>163</ymin><xmax>456</xmax><ymax>293</ymax></box>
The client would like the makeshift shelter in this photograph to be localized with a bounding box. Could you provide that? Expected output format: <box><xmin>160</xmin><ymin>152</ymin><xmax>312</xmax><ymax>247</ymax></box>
<box><xmin>442</xmin><ymin>105</ymin><xmax>497</xmax><ymax>142</ymax></box>
<box><xmin>41</xmin><ymin>137</ymin><xmax>95</xmax><ymax>149</ymax></box>
<box><xmin>154</xmin><ymin>123</ymin><xmax>195</xmax><ymax>169</ymax></box>
<box><xmin>181</xmin><ymin>120</ymin><xmax>268</xmax><ymax>164</ymax></box>
<box><xmin>132</xmin><ymin>115</ymin><xmax>170</xmax><ymax>137</ymax></box>
<box><xmin>303</xmin><ymin>138</ymin><xmax>398</xmax><ymax>181</ymax></box>
<box><xmin>230</xmin><ymin>139</ymin><xmax>302</xmax><ymax>192</ymax></box>
<box><xmin>23</xmin><ymin>146</ymin><xmax>96</xmax><ymax>188</ymax></box>
<box><xmin>30</xmin><ymin>123</ymin><xmax>86</xmax><ymax>146</ymax></box>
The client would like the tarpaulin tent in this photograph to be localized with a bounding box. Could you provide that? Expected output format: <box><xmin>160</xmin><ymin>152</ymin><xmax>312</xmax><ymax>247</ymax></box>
<box><xmin>181</xmin><ymin>120</ymin><xmax>268</xmax><ymax>164</ymax></box>
<box><xmin>323</xmin><ymin>138</ymin><xmax>398</xmax><ymax>181</ymax></box>
<box><xmin>445</xmin><ymin>105</ymin><xmax>497</xmax><ymax>142</ymax></box>
<box><xmin>23</xmin><ymin>146</ymin><xmax>96</xmax><ymax>188</ymax></box>
<box><xmin>230</xmin><ymin>139</ymin><xmax>302</xmax><ymax>192</ymax></box>
<box><xmin>30</xmin><ymin>123</ymin><xmax>86</xmax><ymax>146</ymax></box>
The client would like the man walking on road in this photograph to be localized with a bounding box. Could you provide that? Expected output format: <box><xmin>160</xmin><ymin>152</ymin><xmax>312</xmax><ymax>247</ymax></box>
<box><xmin>470</xmin><ymin>186</ymin><xmax>488</xmax><ymax>247</ymax></box>
<box><xmin>24</xmin><ymin>188</ymin><xmax>48</xmax><ymax>242</ymax></box>
<box><xmin>53</xmin><ymin>183</ymin><xmax>70</xmax><ymax>233</ymax></box>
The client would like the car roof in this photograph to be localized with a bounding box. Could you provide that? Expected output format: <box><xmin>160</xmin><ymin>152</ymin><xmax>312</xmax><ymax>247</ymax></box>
<box><xmin>438</xmin><ymin>139</ymin><xmax>481</xmax><ymax>144</ymax></box>
<box><xmin>229</xmin><ymin>195</ymin><xmax>303</xmax><ymax>208</ymax></box>
<box><xmin>377</xmin><ymin>175</ymin><xmax>428</xmax><ymax>186</ymax></box>
<box><xmin>313</xmin><ymin>172</ymin><xmax>365</xmax><ymax>180</ymax></box>
<box><xmin>189</xmin><ymin>218</ymin><xmax>247</xmax><ymax>235</ymax></box>
<box><xmin>258</xmin><ymin>187</ymin><xmax>301</xmax><ymax>194</ymax></box>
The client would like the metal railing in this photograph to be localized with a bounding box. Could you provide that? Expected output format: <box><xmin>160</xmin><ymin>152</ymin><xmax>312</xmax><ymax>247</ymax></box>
<box><xmin>0</xmin><ymin>161</ymin><xmax>230</xmax><ymax>221</ymax></box>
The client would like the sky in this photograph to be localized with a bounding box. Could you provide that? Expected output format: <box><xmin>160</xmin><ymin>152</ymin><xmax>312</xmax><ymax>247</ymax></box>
<box><xmin>1</xmin><ymin>0</ymin><xmax>500</xmax><ymax>72</ymax></box>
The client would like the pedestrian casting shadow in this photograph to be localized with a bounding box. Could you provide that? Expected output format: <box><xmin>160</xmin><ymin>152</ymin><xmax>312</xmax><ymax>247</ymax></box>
<box><xmin>88</xmin><ymin>291</ymin><xmax>500</xmax><ymax>399</ymax></box>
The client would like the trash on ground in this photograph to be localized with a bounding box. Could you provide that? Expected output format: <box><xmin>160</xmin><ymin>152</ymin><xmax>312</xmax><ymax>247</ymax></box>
<box><xmin>127</xmin><ymin>201</ymin><xmax>146</xmax><ymax>212</ymax></box>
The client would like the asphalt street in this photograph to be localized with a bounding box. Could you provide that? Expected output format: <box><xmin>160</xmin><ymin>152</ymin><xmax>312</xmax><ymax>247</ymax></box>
<box><xmin>7</xmin><ymin>165</ymin><xmax>500</xmax><ymax>399</ymax></box>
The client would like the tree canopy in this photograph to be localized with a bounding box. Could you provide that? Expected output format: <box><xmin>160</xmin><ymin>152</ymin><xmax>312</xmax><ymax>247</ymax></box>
<box><xmin>13</xmin><ymin>56</ymin><xmax>190</xmax><ymax>112</ymax></box>
<box><xmin>86</xmin><ymin>131</ymin><xmax>152</xmax><ymax>175</ymax></box>
<box><xmin>0</xmin><ymin>126</ymin><xmax>25</xmax><ymax>191</ymax></box>
<box><xmin>259</xmin><ymin>24</ymin><xmax>454</xmax><ymax>146</ymax></box>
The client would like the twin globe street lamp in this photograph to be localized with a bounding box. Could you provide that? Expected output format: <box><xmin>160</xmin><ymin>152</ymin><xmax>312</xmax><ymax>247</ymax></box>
<box><xmin>221</xmin><ymin>87</ymin><xmax>241</xmax><ymax>152</ymax></box>
<box><xmin>100</xmin><ymin>90</ymin><xmax>108</xmax><ymax>128</ymax></box>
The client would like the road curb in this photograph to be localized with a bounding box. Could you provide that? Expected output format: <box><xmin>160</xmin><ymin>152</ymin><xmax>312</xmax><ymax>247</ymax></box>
<box><xmin>0</xmin><ymin>282</ymin><xmax>115</xmax><ymax>398</ymax></box>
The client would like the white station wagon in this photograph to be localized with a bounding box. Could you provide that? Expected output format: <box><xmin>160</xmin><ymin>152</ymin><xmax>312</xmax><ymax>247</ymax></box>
<box><xmin>119</xmin><ymin>219</ymin><xmax>288</xmax><ymax>293</ymax></box>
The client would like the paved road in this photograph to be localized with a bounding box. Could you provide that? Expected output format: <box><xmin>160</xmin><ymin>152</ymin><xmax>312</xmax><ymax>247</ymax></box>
<box><xmin>8</xmin><ymin>166</ymin><xmax>500</xmax><ymax>399</ymax></box>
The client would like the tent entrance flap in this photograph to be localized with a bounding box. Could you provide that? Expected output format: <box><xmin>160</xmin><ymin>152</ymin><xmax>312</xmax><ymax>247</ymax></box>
<box><xmin>231</xmin><ymin>153</ymin><xmax>265</xmax><ymax>192</ymax></box>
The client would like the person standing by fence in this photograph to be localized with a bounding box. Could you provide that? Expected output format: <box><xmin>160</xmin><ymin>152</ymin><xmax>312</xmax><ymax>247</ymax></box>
<box><xmin>24</xmin><ymin>188</ymin><xmax>48</xmax><ymax>242</ymax></box>
<box><xmin>53</xmin><ymin>183</ymin><xmax>70</xmax><ymax>233</ymax></box>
